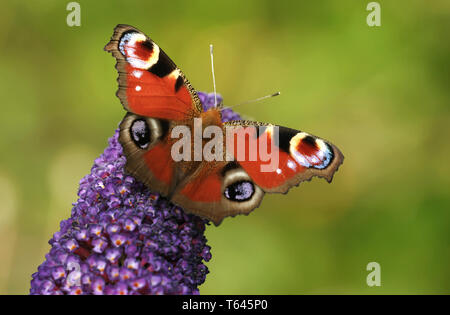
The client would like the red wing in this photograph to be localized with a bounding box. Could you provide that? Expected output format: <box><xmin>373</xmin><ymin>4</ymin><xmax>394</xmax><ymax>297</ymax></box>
<box><xmin>171</xmin><ymin>162</ymin><xmax>265</xmax><ymax>226</ymax></box>
<box><xmin>177</xmin><ymin>164</ymin><xmax>223</xmax><ymax>203</ymax></box>
<box><xmin>119</xmin><ymin>113</ymin><xmax>175</xmax><ymax>197</ymax></box>
<box><xmin>224</xmin><ymin>122</ymin><xmax>344</xmax><ymax>193</ymax></box>
<box><xmin>105</xmin><ymin>24</ymin><xmax>202</xmax><ymax>121</ymax></box>
<box><xmin>143</xmin><ymin>142</ymin><xmax>174</xmax><ymax>188</ymax></box>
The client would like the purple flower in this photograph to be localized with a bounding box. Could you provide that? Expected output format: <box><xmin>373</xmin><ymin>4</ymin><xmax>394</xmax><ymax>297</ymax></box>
<box><xmin>30</xmin><ymin>92</ymin><xmax>239</xmax><ymax>295</ymax></box>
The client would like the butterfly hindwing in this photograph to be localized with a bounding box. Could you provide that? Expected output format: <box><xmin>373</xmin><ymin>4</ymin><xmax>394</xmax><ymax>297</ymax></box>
<box><xmin>105</xmin><ymin>24</ymin><xmax>202</xmax><ymax>121</ymax></box>
<box><xmin>171</xmin><ymin>161</ymin><xmax>265</xmax><ymax>226</ymax></box>
<box><xmin>119</xmin><ymin>113</ymin><xmax>176</xmax><ymax>197</ymax></box>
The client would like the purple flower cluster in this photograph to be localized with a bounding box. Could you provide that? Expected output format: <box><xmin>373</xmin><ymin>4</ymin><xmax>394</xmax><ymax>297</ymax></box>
<box><xmin>30</xmin><ymin>92</ymin><xmax>239</xmax><ymax>295</ymax></box>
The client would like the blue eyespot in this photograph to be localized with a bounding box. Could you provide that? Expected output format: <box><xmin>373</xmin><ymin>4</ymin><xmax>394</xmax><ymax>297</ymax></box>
<box><xmin>130</xmin><ymin>119</ymin><xmax>150</xmax><ymax>149</ymax></box>
<box><xmin>224</xmin><ymin>181</ymin><xmax>255</xmax><ymax>202</ymax></box>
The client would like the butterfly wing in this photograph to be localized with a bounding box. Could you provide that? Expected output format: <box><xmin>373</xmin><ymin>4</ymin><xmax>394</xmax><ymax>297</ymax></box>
<box><xmin>169</xmin><ymin>119</ymin><xmax>343</xmax><ymax>225</ymax></box>
<box><xmin>105</xmin><ymin>24</ymin><xmax>202</xmax><ymax>121</ymax></box>
<box><xmin>224</xmin><ymin>120</ymin><xmax>344</xmax><ymax>193</ymax></box>
<box><xmin>171</xmin><ymin>161</ymin><xmax>265</xmax><ymax>226</ymax></box>
<box><xmin>119</xmin><ymin>113</ymin><xmax>177</xmax><ymax>197</ymax></box>
<box><xmin>108</xmin><ymin>25</ymin><xmax>204</xmax><ymax>197</ymax></box>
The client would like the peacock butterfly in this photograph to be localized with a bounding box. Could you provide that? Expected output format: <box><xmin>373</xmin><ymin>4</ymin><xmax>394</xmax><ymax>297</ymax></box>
<box><xmin>104</xmin><ymin>24</ymin><xmax>344</xmax><ymax>225</ymax></box>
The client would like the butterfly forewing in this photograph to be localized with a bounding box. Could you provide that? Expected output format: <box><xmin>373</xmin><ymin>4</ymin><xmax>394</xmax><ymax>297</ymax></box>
<box><xmin>223</xmin><ymin>121</ymin><xmax>344</xmax><ymax>194</ymax></box>
<box><xmin>105</xmin><ymin>24</ymin><xmax>203</xmax><ymax>121</ymax></box>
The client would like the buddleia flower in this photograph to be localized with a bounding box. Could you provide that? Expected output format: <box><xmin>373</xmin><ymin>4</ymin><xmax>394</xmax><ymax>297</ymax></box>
<box><xmin>30</xmin><ymin>92</ymin><xmax>238</xmax><ymax>295</ymax></box>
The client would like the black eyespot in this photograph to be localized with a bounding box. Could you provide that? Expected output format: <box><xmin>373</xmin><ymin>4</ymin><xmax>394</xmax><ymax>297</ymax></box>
<box><xmin>130</xmin><ymin>119</ymin><xmax>150</xmax><ymax>149</ymax></box>
<box><xmin>224</xmin><ymin>181</ymin><xmax>255</xmax><ymax>202</ymax></box>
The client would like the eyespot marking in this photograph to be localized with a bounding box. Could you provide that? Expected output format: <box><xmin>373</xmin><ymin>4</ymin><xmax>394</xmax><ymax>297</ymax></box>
<box><xmin>224</xmin><ymin>181</ymin><xmax>255</xmax><ymax>202</ymax></box>
<box><xmin>119</xmin><ymin>31</ymin><xmax>160</xmax><ymax>70</ymax></box>
<box><xmin>130</xmin><ymin>119</ymin><xmax>150</xmax><ymax>149</ymax></box>
<box><xmin>290</xmin><ymin>132</ymin><xmax>334</xmax><ymax>169</ymax></box>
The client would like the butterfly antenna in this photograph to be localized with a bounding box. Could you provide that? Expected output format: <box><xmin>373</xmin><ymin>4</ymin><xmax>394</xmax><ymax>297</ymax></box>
<box><xmin>221</xmin><ymin>92</ymin><xmax>281</xmax><ymax>111</ymax></box>
<box><xmin>209</xmin><ymin>44</ymin><xmax>218</xmax><ymax>108</ymax></box>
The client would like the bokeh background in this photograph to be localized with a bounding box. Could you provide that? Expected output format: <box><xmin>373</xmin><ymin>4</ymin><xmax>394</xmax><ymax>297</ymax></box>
<box><xmin>1</xmin><ymin>0</ymin><xmax>449</xmax><ymax>294</ymax></box>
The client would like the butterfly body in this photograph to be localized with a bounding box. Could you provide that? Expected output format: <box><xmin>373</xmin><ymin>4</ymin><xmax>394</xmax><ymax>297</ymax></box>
<box><xmin>106</xmin><ymin>24</ymin><xmax>344</xmax><ymax>225</ymax></box>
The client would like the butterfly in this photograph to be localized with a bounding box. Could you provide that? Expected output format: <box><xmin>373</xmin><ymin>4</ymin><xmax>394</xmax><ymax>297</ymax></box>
<box><xmin>104</xmin><ymin>24</ymin><xmax>344</xmax><ymax>225</ymax></box>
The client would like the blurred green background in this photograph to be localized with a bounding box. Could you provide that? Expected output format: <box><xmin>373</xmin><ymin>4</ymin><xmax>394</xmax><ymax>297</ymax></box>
<box><xmin>0</xmin><ymin>0</ymin><xmax>449</xmax><ymax>294</ymax></box>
